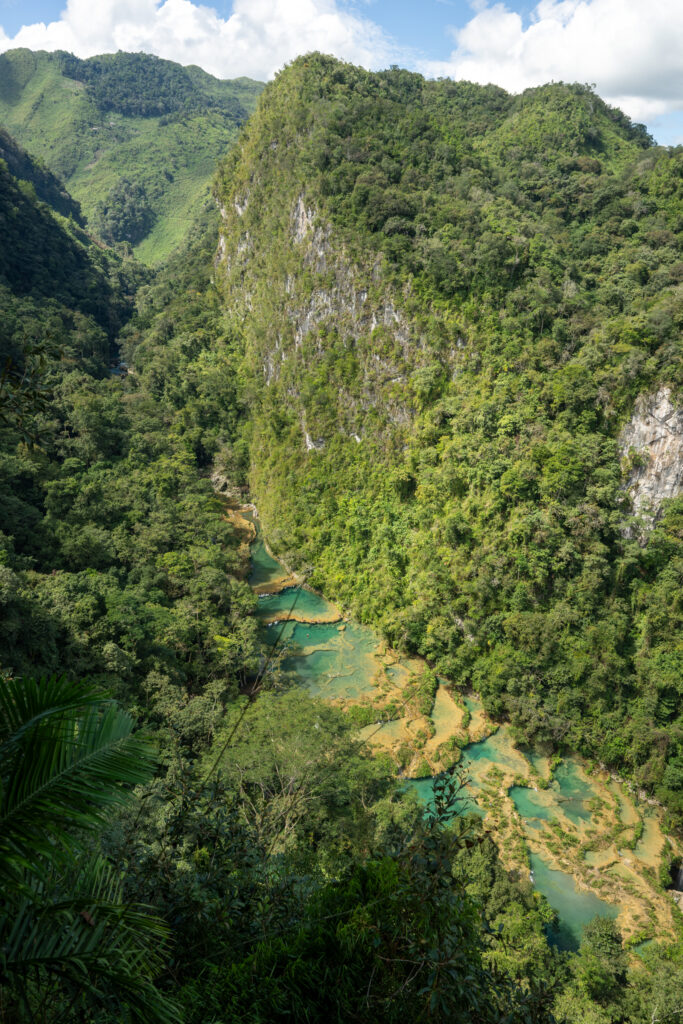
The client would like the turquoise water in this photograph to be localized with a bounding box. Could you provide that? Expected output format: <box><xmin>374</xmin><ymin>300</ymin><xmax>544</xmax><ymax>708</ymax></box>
<box><xmin>509</xmin><ymin>786</ymin><xmax>555</xmax><ymax>821</ymax></box>
<box><xmin>530</xmin><ymin>852</ymin><xmax>618</xmax><ymax>951</ymax></box>
<box><xmin>257</xmin><ymin>586</ymin><xmax>340</xmax><ymax>621</ymax></box>
<box><xmin>553</xmin><ymin>761</ymin><xmax>594</xmax><ymax>823</ymax></box>
<box><xmin>464</xmin><ymin>731</ymin><xmax>531</xmax><ymax>805</ymax></box>
<box><xmin>264</xmin><ymin>618</ymin><xmax>380</xmax><ymax>701</ymax></box>
<box><xmin>466</xmin><ymin>732</ymin><xmax>523</xmax><ymax>772</ymax></box>
<box><xmin>250</xmin><ymin>524</ymin><xmax>618</xmax><ymax>951</ymax></box>
<box><xmin>509</xmin><ymin>761</ymin><xmax>593</xmax><ymax>825</ymax></box>
<box><xmin>404</xmin><ymin>776</ymin><xmax>485</xmax><ymax>819</ymax></box>
<box><xmin>526</xmin><ymin>750</ymin><xmax>550</xmax><ymax>778</ymax></box>
<box><xmin>249</xmin><ymin>535</ymin><xmax>287</xmax><ymax>587</ymax></box>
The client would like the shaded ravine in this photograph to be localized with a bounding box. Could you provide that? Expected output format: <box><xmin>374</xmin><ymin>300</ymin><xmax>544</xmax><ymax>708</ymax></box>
<box><xmin>244</xmin><ymin>509</ymin><xmax>680</xmax><ymax>952</ymax></box>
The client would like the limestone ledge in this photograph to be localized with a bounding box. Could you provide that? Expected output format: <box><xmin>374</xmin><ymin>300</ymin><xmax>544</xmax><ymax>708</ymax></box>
<box><xmin>260</xmin><ymin>608</ymin><xmax>343</xmax><ymax>626</ymax></box>
<box><xmin>469</xmin><ymin>754</ymin><xmax>681</xmax><ymax>947</ymax></box>
<box><xmin>346</xmin><ymin>669</ymin><xmax>681</xmax><ymax>946</ymax></box>
<box><xmin>253</xmin><ymin>574</ymin><xmax>301</xmax><ymax>595</ymax></box>
<box><xmin>238</xmin><ymin>494</ymin><xmax>682</xmax><ymax>948</ymax></box>
<box><xmin>225</xmin><ymin>507</ymin><xmax>257</xmax><ymax>539</ymax></box>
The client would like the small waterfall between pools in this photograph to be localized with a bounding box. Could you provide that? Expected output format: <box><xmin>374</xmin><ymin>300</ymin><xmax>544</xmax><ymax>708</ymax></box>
<box><xmin>243</xmin><ymin>509</ymin><xmax>678</xmax><ymax>952</ymax></box>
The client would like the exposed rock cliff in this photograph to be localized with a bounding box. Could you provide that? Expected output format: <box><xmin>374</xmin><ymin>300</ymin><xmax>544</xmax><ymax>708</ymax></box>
<box><xmin>216</xmin><ymin>182</ymin><xmax>423</xmax><ymax>448</ymax></box>
<box><xmin>210</xmin><ymin>53</ymin><xmax>683</xmax><ymax>836</ymax></box>
<box><xmin>620</xmin><ymin>387</ymin><xmax>683</xmax><ymax>524</ymax></box>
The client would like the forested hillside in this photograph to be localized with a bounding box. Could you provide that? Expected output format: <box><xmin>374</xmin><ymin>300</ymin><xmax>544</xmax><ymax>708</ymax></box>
<box><xmin>0</xmin><ymin>130</ymin><xmax>144</xmax><ymax>433</ymax></box>
<box><xmin>0</xmin><ymin>49</ymin><xmax>263</xmax><ymax>262</ymax></box>
<box><xmin>215</xmin><ymin>55</ymin><xmax>683</xmax><ymax>825</ymax></box>
<box><xmin>0</xmin><ymin>146</ymin><xmax>259</xmax><ymax>730</ymax></box>
<box><xmin>0</xmin><ymin>136</ymin><xmax>572</xmax><ymax>1024</ymax></box>
<box><xmin>2</xmin><ymin>54</ymin><xmax>683</xmax><ymax>1024</ymax></box>
<box><xmin>0</xmin><ymin>125</ymin><xmax>83</xmax><ymax>221</ymax></box>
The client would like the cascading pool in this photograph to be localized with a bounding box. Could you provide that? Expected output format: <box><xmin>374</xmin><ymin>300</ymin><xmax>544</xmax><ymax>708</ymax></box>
<box><xmin>246</xmin><ymin>513</ymin><xmax>667</xmax><ymax>950</ymax></box>
<box><xmin>249</xmin><ymin>532</ymin><xmax>286</xmax><ymax>588</ymax></box>
<box><xmin>262</xmin><ymin>610</ymin><xmax>384</xmax><ymax>701</ymax></box>
<box><xmin>257</xmin><ymin>586</ymin><xmax>341</xmax><ymax>623</ymax></box>
<box><xmin>509</xmin><ymin>761</ymin><xmax>595</xmax><ymax>826</ymax></box>
<box><xmin>403</xmin><ymin>774</ymin><xmax>485</xmax><ymax>819</ymax></box>
<box><xmin>530</xmin><ymin>852</ymin><xmax>619</xmax><ymax>951</ymax></box>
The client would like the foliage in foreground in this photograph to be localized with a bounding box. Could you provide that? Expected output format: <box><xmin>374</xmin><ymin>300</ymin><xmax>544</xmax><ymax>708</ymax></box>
<box><xmin>0</xmin><ymin>675</ymin><xmax>179</xmax><ymax>1023</ymax></box>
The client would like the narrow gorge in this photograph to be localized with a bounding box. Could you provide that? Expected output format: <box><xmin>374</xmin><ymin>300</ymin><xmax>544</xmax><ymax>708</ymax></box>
<box><xmin>240</xmin><ymin>503</ymin><xmax>682</xmax><ymax>952</ymax></box>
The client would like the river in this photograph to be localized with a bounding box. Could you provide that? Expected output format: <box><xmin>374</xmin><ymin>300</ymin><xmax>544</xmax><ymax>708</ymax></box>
<box><xmin>245</xmin><ymin>515</ymin><xmax>679</xmax><ymax>952</ymax></box>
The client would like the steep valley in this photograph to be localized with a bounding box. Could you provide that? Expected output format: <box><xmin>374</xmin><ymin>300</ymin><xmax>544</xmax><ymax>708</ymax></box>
<box><xmin>1</xmin><ymin>48</ymin><xmax>683</xmax><ymax>1024</ymax></box>
<box><xmin>245</xmin><ymin>505</ymin><xmax>681</xmax><ymax>952</ymax></box>
<box><xmin>215</xmin><ymin>54</ymin><xmax>683</xmax><ymax>831</ymax></box>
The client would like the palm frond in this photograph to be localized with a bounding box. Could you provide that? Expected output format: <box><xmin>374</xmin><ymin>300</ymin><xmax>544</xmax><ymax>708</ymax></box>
<box><xmin>1</xmin><ymin>857</ymin><xmax>181</xmax><ymax>1024</ymax></box>
<box><xmin>0</xmin><ymin>677</ymin><xmax>157</xmax><ymax>880</ymax></box>
<box><xmin>0</xmin><ymin>675</ymin><xmax>104</xmax><ymax>744</ymax></box>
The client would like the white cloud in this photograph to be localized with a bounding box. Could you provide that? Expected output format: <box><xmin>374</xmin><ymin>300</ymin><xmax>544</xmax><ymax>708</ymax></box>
<box><xmin>420</xmin><ymin>0</ymin><xmax>683</xmax><ymax>122</ymax></box>
<box><xmin>0</xmin><ymin>0</ymin><xmax>396</xmax><ymax>81</ymax></box>
<box><xmin>0</xmin><ymin>0</ymin><xmax>680</xmax><ymax>131</ymax></box>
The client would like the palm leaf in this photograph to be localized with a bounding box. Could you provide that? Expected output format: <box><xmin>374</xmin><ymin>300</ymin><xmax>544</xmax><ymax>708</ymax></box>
<box><xmin>0</xmin><ymin>675</ymin><xmax>104</xmax><ymax>744</ymax></box>
<box><xmin>0</xmin><ymin>678</ymin><xmax>176</xmax><ymax>1023</ymax></box>
<box><xmin>1</xmin><ymin>856</ymin><xmax>181</xmax><ymax>1024</ymax></box>
<box><xmin>0</xmin><ymin>676</ymin><xmax>156</xmax><ymax>880</ymax></box>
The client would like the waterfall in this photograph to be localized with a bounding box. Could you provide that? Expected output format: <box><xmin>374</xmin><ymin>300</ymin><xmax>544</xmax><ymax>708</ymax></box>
<box><xmin>672</xmin><ymin>862</ymin><xmax>683</xmax><ymax>892</ymax></box>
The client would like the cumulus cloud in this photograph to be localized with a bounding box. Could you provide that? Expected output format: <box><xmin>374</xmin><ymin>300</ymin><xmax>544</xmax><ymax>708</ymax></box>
<box><xmin>0</xmin><ymin>0</ymin><xmax>679</xmax><ymax>129</ymax></box>
<box><xmin>420</xmin><ymin>0</ymin><xmax>683</xmax><ymax>122</ymax></box>
<box><xmin>0</xmin><ymin>0</ymin><xmax>396</xmax><ymax>81</ymax></box>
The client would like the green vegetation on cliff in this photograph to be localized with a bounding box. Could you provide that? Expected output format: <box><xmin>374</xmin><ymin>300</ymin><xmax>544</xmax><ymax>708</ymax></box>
<box><xmin>0</xmin><ymin>158</ymin><xmax>566</xmax><ymax>1022</ymax></box>
<box><xmin>2</xmin><ymin>56</ymin><xmax>683</xmax><ymax>1023</ymax></box>
<box><xmin>215</xmin><ymin>54</ymin><xmax>683</xmax><ymax>826</ymax></box>
<box><xmin>0</xmin><ymin>168</ymin><xmax>258</xmax><ymax>738</ymax></box>
<box><xmin>0</xmin><ymin>125</ymin><xmax>83</xmax><ymax>221</ymax></box>
<box><xmin>0</xmin><ymin>49</ymin><xmax>263</xmax><ymax>262</ymax></box>
<box><xmin>0</xmin><ymin>131</ymin><xmax>146</xmax><ymax>437</ymax></box>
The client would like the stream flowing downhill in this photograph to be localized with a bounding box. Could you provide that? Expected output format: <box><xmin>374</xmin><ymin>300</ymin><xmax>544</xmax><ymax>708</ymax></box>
<box><xmin>246</xmin><ymin>512</ymin><xmax>681</xmax><ymax>953</ymax></box>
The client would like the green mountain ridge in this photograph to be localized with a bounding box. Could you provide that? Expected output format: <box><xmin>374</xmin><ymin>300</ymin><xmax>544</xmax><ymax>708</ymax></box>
<box><xmin>0</xmin><ymin>48</ymin><xmax>264</xmax><ymax>263</ymax></box>
<box><xmin>0</xmin><ymin>131</ymin><xmax>145</xmax><ymax>403</ymax></box>
<box><xmin>215</xmin><ymin>54</ymin><xmax>683</xmax><ymax>824</ymax></box>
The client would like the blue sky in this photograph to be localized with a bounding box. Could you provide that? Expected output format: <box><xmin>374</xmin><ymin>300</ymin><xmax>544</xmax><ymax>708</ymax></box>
<box><xmin>354</xmin><ymin>1</ymin><xmax>491</xmax><ymax>61</ymax></box>
<box><xmin>1</xmin><ymin>0</ymin><xmax>681</xmax><ymax>145</ymax></box>
<box><xmin>5</xmin><ymin>0</ymin><xmax>518</xmax><ymax>49</ymax></box>
<box><xmin>0</xmin><ymin>0</ymin><xmax>484</xmax><ymax>53</ymax></box>
<box><xmin>5</xmin><ymin>0</ymin><xmax>461</xmax><ymax>41</ymax></box>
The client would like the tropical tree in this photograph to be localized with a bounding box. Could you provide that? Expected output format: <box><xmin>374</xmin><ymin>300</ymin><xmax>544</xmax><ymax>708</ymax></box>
<box><xmin>0</xmin><ymin>674</ymin><xmax>180</xmax><ymax>1023</ymax></box>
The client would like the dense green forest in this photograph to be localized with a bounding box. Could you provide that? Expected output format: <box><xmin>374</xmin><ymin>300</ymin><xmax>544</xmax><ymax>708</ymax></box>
<box><xmin>0</xmin><ymin>49</ymin><xmax>263</xmax><ymax>262</ymax></box>
<box><xmin>1</xmin><ymin>52</ymin><xmax>683</xmax><ymax>1023</ymax></box>
<box><xmin>0</xmin><ymin>136</ymin><xmax>564</xmax><ymax>1023</ymax></box>
<box><xmin>216</xmin><ymin>54</ymin><xmax>683</xmax><ymax>827</ymax></box>
<box><xmin>0</xmin><ymin>126</ymin><xmax>83</xmax><ymax>222</ymax></box>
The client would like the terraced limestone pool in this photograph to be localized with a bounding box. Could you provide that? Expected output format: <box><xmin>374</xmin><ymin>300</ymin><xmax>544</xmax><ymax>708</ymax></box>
<box><xmin>257</xmin><ymin>586</ymin><xmax>342</xmax><ymax>624</ymax></box>
<box><xmin>509</xmin><ymin>761</ymin><xmax>595</xmax><ymax>826</ymax></box>
<box><xmin>249</xmin><ymin>531</ymin><xmax>286</xmax><ymax>589</ymax></box>
<box><xmin>246</xmin><ymin>512</ymin><xmax>679</xmax><ymax>950</ymax></box>
<box><xmin>530</xmin><ymin>853</ymin><xmax>619</xmax><ymax>951</ymax></box>
<box><xmin>265</xmin><ymin>617</ymin><xmax>381</xmax><ymax>701</ymax></box>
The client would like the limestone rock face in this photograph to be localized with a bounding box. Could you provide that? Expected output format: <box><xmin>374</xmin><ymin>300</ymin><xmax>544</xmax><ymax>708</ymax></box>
<box><xmin>620</xmin><ymin>387</ymin><xmax>683</xmax><ymax>523</ymax></box>
<box><xmin>217</xmin><ymin>188</ymin><xmax>424</xmax><ymax>447</ymax></box>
